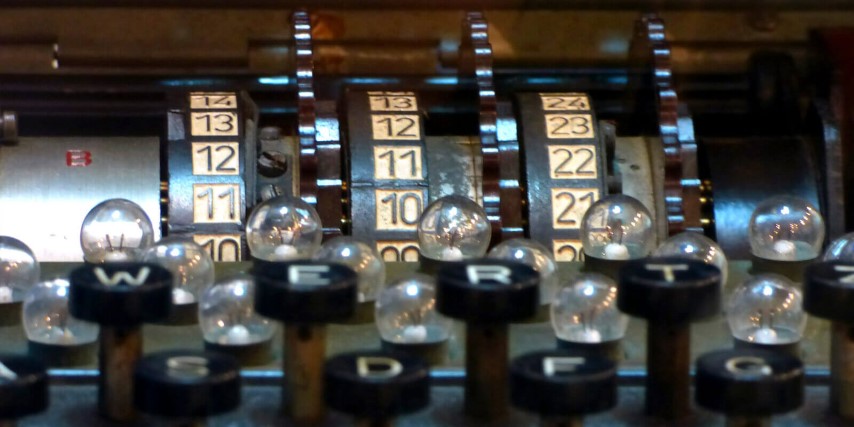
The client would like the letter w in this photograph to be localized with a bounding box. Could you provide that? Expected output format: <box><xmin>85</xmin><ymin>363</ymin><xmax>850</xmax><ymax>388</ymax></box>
<box><xmin>94</xmin><ymin>267</ymin><xmax>151</xmax><ymax>286</ymax></box>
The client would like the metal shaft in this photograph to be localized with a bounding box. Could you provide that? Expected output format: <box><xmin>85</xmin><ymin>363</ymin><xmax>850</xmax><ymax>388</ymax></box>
<box><xmin>465</xmin><ymin>323</ymin><xmax>509</xmax><ymax>421</ymax></box>
<box><xmin>831</xmin><ymin>321</ymin><xmax>854</xmax><ymax>419</ymax></box>
<box><xmin>98</xmin><ymin>326</ymin><xmax>142</xmax><ymax>422</ymax></box>
<box><xmin>645</xmin><ymin>322</ymin><xmax>690</xmax><ymax>420</ymax></box>
<box><xmin>726</xmin><ymin>416</ymin><xmax>771</xmax><ymax>427</ymax></box>
<box><xmin>284</xmin><ymin>324</ymin><xmax>327</xmax><ymax>425</ymax></box>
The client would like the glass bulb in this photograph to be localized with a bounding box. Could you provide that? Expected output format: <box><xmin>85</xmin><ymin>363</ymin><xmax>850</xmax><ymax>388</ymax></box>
<box><xmin>22</xmin><ymin>278</ymin><xmax>98</xmax><ymax>345</ymax></box>
<box><xmin>246</xmin><ymin>196</ymin><xmax>323</xmax><ymax>261</ymax></box>
<box><xmin>488</xmin><ymin>238</ymin><xmax>558</xmax><ymax>304</ymax></box>
<box><xmin>142</xmin><ymin>237</ymin><xmax>214</xmax><ymax>305</ymax></box>
<box><xmin>726</xmin><ymin>275</ymin><xmax>805</xmax><ymax>345</ymax></box>
<box><xmin>550</xmin><ymin>273</ymin><xmax>628</xmax><ymax>344</ymax></box>
<box><xmin>653</xmin><ymin>232</ymin><xmax>728</xmax><ymax>285</ymax></box>
<box><xmin>749</xmin><ymin>195</ymin><xmax>824</xmax><ymax>261</ymax></box>
<box><xmin>80</xmin><ymin>198</ymin><xmax>154</xmax><ymax>263</ymax></box>
<box><xmin>580</xmin><ymin>194</ymin><xmax>655</xmax><ymax>260</ymax></box>
<box><xmin>417</xmin><ymin>195</ymin><xmax>491</xmax><ymax>261</ymax></box>
<box><xmin>823</xmin><ymin>232</ymin><xmax>854</xmax><ymax>261</ymax></box>
<box><xmin>0</xmin><ymin>236</ymin><xmax>40</xmax><ymax>304</ymax></box>
<box><xmin>375</xmin><ymin>275</ymin><xmax>453</xmax><ymax>344</ymax></box>
<box><xmin>198</xmin><ymin>275</ymin><xmax>275</xmax><ymax>346</ymax></box>
<box><xmin>313</xmin><ymin>237</ymin><xmax>385</xmax><ymax>303</ymax></box>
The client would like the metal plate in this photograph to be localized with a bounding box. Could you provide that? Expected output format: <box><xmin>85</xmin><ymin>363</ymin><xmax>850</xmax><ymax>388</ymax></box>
<box><xmin>0</xmin><ymin>137</ymin><xmax>161</xmax><ymax>262</ymax></box>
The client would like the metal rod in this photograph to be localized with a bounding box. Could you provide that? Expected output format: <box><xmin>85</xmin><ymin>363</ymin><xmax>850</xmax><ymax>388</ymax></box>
<box><xmin>98</xmin><ymin>326</ymin><xmax>142</xmax><ymax>422</ymax></box>
<box><xmin>283</xmin><ymin>324</ymin><xmax>327</xmax><ymax>424</ymax></box>
<box><xmin>464</xmin><ymin>323</ymin><xmax>508</xmax><ymax>421</ymax></box>
<box><xmin>645</xmin><ymin>322</ymin><xmax>691</xmax><ymax>420</ymax></box>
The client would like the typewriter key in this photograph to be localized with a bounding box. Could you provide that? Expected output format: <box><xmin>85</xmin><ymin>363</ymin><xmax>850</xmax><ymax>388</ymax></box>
<box><xmin>510</xmin><ymin>351</ymin><xmax>617</xmax><ymax>427</ymax></box>
<box><xmin>134</xmin><ymin>350</ymin><xmax>241</xmax><ymax>425</ymax></box>
<box><xmin>0</xmin><ymin>356</ymin><xmax>48</xmax><ymax>426</ymax></box>
<box><xmin>69</xmin><ymin>262</ymin><xmax>172</xmax><ymax>422</ymax></box>
<box><xmin>804</xmin><ymin>261</ymin><xmax>854</xmax><ymax>419</ymax></box>
<box><xmin>325</xmin><ymin>351</ymin><xmax>429</xmax><ymax>427</ymax></box>
<box><xmin>695</xmin><ymin>349</ymin><xmax>803</xmax><ymax>426</ymax></box>
<box><xmin>436</xmin><ymin>259</ymin><xmax>539</xmax><ymax>421</ymax></box>
<box><xmin>254</xmin><ymin>260</ymin><xmax>357</xmax><ymax>424</ymax></box>
<box><xmin>618</xmin><ymin>257</ymin><xmax>721</xmax><ymax>420</ymax></box>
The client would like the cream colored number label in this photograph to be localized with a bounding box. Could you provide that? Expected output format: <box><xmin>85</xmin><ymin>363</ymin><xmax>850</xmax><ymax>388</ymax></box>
<box><xmin>548</xmin><ymin>145</ymin><xmax>598</xmax><ymax>179</ymax></box>
<box><xmin>193</xmin><ymin>234</ymin><xmax>242</xmax><ymax>262</ymax></box>
<box><xmin>545</xmin><ymin>114</ymin><xmax>594</xmax><ymax>139</ymax></box>
<box><xmin>551</xmin><ymin>188</ymin><xmax>599</xmax><ymax>229</ymax></box>
<box><xmin>540</xmin><ymin>93</ymin><xmax>589</xmax><ymax>111</ymax></box>
<box><xmin>193</xmin><ymin>184</ymin><xmax>241</xmax><ymax>223</ymax></box>
<box><xmin>192</xmin><ymin>142</ymin><xmax>240</xmax><ymax>175</ymax></box>
<box><xmin>377</xmin><ymin>241</ymin><xmax>420</xmax><ymax>262</ymax></box>
<box><xmin>374</xmin><ymin>146</ymin><xmax>423</xmax><ymax>180</ymax></box>
<box><xmin>553</xmin><ymin>239</ymin><xmax>585</xmax><ymax>262</ymax></box>
<box><xmin>369</xmin><ymin>92</ymin><xmax>418</xmax><ymax>112</ymax></box>
<box><xmin>371</xmin><ymin>115</ymin><xmax>420</xmax><ymax>140</ymax></box>
<box><xmin>190</xmin><ymin>92</ymin><xmax>237</xmax><ymax>109</ymax></box>
<box><xmin>191</xmin><ymin>112</ymin><xmax>239</xmax><ymax>136</ymax></box>
<box><xmin>375</xmin><ymin>189</ymin><xmax>425</xmax><ymax>230</ymax></box>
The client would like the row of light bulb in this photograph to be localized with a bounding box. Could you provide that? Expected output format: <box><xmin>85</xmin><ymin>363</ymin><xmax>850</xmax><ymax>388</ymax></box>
<box><xmin>5</xmin><ymin>191</ymin><xmax>854</xmax><ymax>351</ymax></box>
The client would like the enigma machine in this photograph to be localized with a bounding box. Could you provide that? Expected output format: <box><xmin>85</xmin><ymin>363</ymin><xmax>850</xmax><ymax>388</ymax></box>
<box><xmin>4</xmin><ymin>2</ymin><xmax>854</xmax><ymax>427</ymax></box>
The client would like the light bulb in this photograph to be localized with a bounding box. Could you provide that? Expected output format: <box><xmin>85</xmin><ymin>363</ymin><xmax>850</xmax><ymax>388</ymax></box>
<box><xmin>198</xmin><ymin>275</ymin><xmax>275</xmax><ymax>346</ymax></box>
<box><xmin>749</xmin><ymin>196</ymin><xmax>824</xmax><ymax>261</ymax></box>
<box><xmin>550</xmin><ymin>273</ymin><xmax>628</xmax><ymax>344</ymax></box>
<box><xmin>488</xmin><ymin>238</ymin><xmax>558</xmax><ymax>304</ymax></box>
<box><xmin>580</xmin><ymin>195</ymin><xmax>655</xmax><ymax>260</ymax></box>
<box><xmin>417</xmin><ymin>195</ymin><xmax>491</xmax><ymax>261</ymax></box>
<box><xmin>375</xmin><ymin>275</ymin><xmax>453</xmax><ymax>344</ymax></box>
<box><xmin>653</xmin><ymin>232</ymin><xmax>729</xmax><ymax>285</ymax></box>
<box><xmin>726</xmin><ymin>275</ymin><xmax>805</xmax><ymax>345</ymax></box>
<box><xmin>246</xmin><ymin>196</ymin><xmax>323</xmax><ymax>261</ymax></box>
<box><xmin>142</xmin><ymin>237</ymin><xmax>214</xmax><ymax>305</ymax></box>
<box><xmin>823</xmin><ymin>232</ymin><xmax>854</xmax><ymax>261</ymax></box>
<box><xmin>313</xmin><ymin>237</ymin><xmax>385</xmax><ymax>303</ymax></box>
<box><xmin>0</xmin><ymin>236</ymin><xmax>39</xmax><ymax>304</ymax></box>
<box><xmin>22</xmin><ymin>278</ymin><xmax>98</xmax><ymax>345</ymax></box>
<box><xmin>80</xmin><ymin>198</ymin><xmax>154</xmax><ymax>263</ymax></box>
